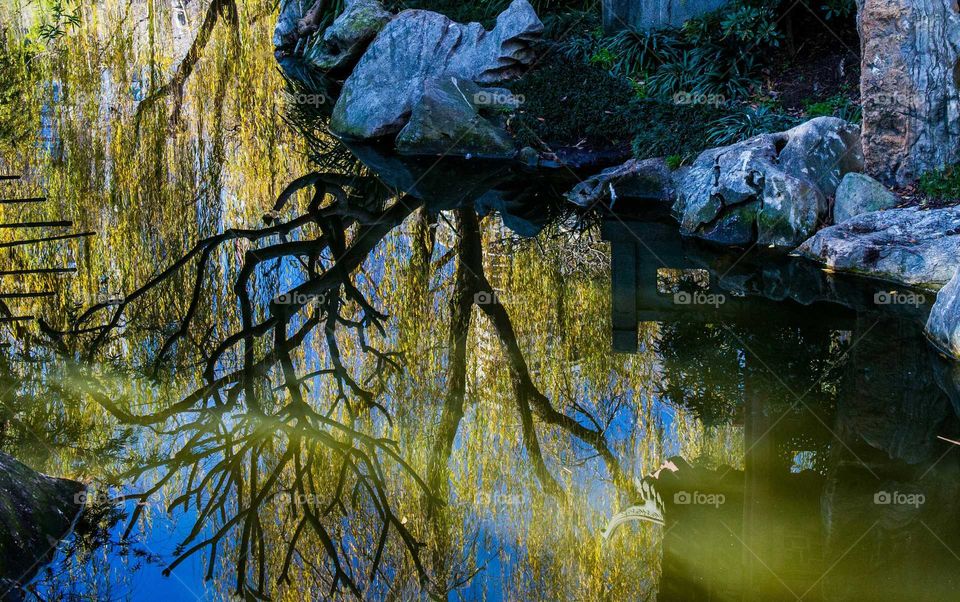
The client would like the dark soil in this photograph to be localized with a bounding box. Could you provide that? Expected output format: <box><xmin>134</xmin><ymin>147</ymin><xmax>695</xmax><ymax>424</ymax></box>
<box><xmin>763</xmin><ymin>13</ymin><xmax>860</xmax><ymax>111</ymax></box>
<box><xmin>891</xmin><ymin>185</ymin><xmax>960</xmax><ymax>210</ymax></box>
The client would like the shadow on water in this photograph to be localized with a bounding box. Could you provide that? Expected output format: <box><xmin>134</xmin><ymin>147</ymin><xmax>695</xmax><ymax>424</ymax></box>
<box><xmin>3</xmin><ymin>103</ymin><xmax>960</xmax><ymax>600</ymax></box>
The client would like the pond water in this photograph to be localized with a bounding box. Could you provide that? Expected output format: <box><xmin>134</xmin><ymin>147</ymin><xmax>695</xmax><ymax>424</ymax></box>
<box><xmin>2</xmin><ymin>2</ymin><xmax>960</xmax><ymax>601</ymax></box>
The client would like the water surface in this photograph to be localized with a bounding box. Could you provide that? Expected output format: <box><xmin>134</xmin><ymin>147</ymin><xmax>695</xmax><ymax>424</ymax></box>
<box><xmin>2</xmin><ymin>2</ymin><xmax>960</xmax><ymax>600</ymax></box>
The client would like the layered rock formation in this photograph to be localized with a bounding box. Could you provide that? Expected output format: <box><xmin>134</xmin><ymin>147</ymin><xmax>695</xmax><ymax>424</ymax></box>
<box><xmin>797</xmin><ymin>205</ymin><xmax>960</xmax><ymax>289</ymax></box>
<box><xmin>857</xmin><ymin>0</ymin><xmax>960</xmax><ymax>184</ymax></box>
<box><xmin>927</xmin><ymin>270</ymin><xmax>960</xmax><ymax>359</ymax></box>
<box><xmin>672</xmin><ymin>117</ymin><xmax>863</xmax><ymax>248</ymax></box>
<box><xmin>302</xmin><ymin>0</ymin><xmax>392</xmax><ymax>73</ymax></box>
<box><xmin>330</xmin><ymin>0</ymin><xmax>542</xmax><ymax>140</ymax></box>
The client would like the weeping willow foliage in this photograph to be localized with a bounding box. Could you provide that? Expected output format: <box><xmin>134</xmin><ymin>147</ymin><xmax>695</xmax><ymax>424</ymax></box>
<box><xmin>0</xmin><ymin>2</ymin><xmax>746</xmax><ymax>600</ymax></box>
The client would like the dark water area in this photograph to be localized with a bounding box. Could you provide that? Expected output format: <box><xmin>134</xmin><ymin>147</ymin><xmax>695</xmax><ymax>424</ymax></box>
<box><xmin>2</xmin><ymin>2</ymin><xmax>960</xmax><ymax>600</ymax></box>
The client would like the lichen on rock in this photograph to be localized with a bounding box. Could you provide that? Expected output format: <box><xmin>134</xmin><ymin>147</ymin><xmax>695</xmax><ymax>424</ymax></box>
<box><xmin>330</xmin><ymin>0</ymin><xmax>543</xmax><ymax>140</ymax></box>
<box><xmin>671</xmin><ymin>117</ymin><xmax>863</xmax><ymax>248</ymax></box>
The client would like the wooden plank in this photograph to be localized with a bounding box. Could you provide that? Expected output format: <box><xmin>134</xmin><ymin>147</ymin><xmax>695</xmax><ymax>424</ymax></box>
<box><xmin>0</xmin><ymin>220</ymin><xmax>73</xmax><ymax>229</ymax></box>
<box><xmin>0</xmin><ymin>197</ymin><xmax>45</xmax><ymax>204</ymax></box>
<box><xmin>0</xmin><ymin>291</ymin><xmax>55</xmax><ymax>299</ymax></box>
<box><xmin>0</xmin><ymin>231</ymin><xmax>95</xmax><ymax>248</ymax></box>
<box><xmin>0</xmin><ymin>268</ymin><xmax>76</xmax><ymax>276</ymax></box>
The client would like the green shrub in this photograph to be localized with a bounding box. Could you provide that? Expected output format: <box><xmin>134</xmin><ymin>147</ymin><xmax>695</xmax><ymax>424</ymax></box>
<box><xmin>509</xmin><ymin>56</ymin><xmax>638</xmax><ymax>148</ymax></box>
<box><xmin>802</xmin><ymin>94</ymin><xmax>861</xmax><ymax>123</ymax></box>
<box><xmin>919</xmin><ymin>165</ymin><xmax>960</xmax><ymax>200</ymax></box>
<box><xmin>819</xmin><ymin>0</ymin><xmax>856</xmax><ymax>20</ymax></box>
<box><xmin>705</xmin><ymin>105</ymin><xmax>799</xmax><ymax>146</ymax></box>
<box><xmin>509</xmin><ymin>55</ymin><xmax>725</xmax><ymax>158</ymax></box>
<box><xmin>553</xmin><ymin>0</ymin><xmax>785</xmax><ymax>103</ymax></box>
<box><xmin>629</xmin><ymin>100</ymin><xmax>725</xmax><ymax>161</ymax></box>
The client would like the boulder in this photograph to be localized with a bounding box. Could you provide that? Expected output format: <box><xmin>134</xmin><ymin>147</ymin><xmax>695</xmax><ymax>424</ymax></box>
<box><xmin>858</xmin><ymin>0</ymin><xmax>960</xmax><ymax>185</ymax></box>
<box><xmin>330</xmin><ymin>0</ymin><xmax>542</xmax><ymax>140</ymax></box>
<box><xmin>797</xmin><ymin>205</ymin><xmax>960</xmax><ymax>289</ymax></box>
<box><xmin>834</xmin><ymin>172</ymin><xmax>899</xmax><ymax>224</ymax></box>
<box><xmin>303</xmin><ymin>0</ymin><xmax>392</xmax><ymax>73</ymax></box>
<box><xmin>926</xmin><ymin>269</ymin><xmax>960</xmax><ymax>360</ymax></box>
<box><xmin>0</xmin><ymin>452</ymin><xmax>85</xmax><ymax>590</ymax></box>
<box><xmin>672</xmin><ymin>117</ymin><xmax>863</xmax><ymax>248</ymax></box>
<box><xmin>395</xmin><ymin>77</ymin><xmax>516</xmax><ymax>158</ymax></box>
<box><xmin>565</xmin><ymin>158</ymin><xmax>674</xmax><ymax>208</ymax></box>
<box><xmin>273</xmin><ymin>0</ymin><xmax>310</xmax><ymax>49</ymax></box>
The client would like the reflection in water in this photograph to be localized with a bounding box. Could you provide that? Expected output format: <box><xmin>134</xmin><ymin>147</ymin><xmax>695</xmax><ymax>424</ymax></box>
<box><xmin>2</xmin><ymin>1</ymin><xmax>960</xmax><ymax>600</ymax></box>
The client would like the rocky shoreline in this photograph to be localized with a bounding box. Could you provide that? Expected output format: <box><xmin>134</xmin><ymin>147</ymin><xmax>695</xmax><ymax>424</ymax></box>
<box><xmin>274</xmin><ymin>0</ymin><xmax>960</xmax><ymax>360</ymax></box>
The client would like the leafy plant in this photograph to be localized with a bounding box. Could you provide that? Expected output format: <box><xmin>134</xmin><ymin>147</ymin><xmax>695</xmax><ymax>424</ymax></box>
<box><xmin>803</xmin><ymin>94</ymin><xmax>861</xmax><ymax>122</ymax></box>
<box><xmin>719</xmin><ymin>4</ymin><xmax>781</xmax><ymax>46</ymax></box>
<box><xmin>630</xmin><ymin>100</ymin><xmax>725</xmax><ymax>161</ymax></box>
<box><xmin>588</xmin><ymin>47</ymin><xmax>616</xmax><ymax>70</ymax></box>
<box><xmin>559</xmin><ymin>0</ymin><xmax>785</xmax><ymax>104</ymax></box>
<box><xmin>705</xmin><ymin>105</ymin><xmax>799</xmax><ymax>146</ymax></box>
<box><xmin>919</xmin><ymin>165</ymin><xmax>960</xmax><ymax>200</ymax></box>
<box><xmin>38</xmin><ymin>0</ymin><xmax>82</xmax><ymax>42</ymax></box>
<box><xmin>820</xmin><ymin>0</ymin><xmax>856</xmax><ymax>20</ymax></box>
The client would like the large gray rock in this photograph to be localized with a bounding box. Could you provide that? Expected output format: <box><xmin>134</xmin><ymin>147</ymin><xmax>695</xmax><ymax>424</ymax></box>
<box><xmin>395</xmin><ymin>77</ymin><xmax>516</xmax><ymax>157</ymax></box>
<box><xmin>603</xmin><ymin>0</ymin><xmax>732</xmax><ymax>33</ymax></box>
<box><xmin>834</xmin><ymin>172</ymin><xmax>900</xmax><ymax>224</ymax></box>
<box><xmin>797</xmin><ymin>205</ymin><xmax>960</xmax><ymax>289</ymax></box>
<box><xmin>303</xmin><ymin>0</ymin><xmax>392</xmax><ymax>72</ymax></box>
<box><xmin>858</xmin><ymin>0</ymin><xmax>960</xmax><ymax>185</ymax></box>
<box><xmin>273</xmin><ymin>0</ymin><xmax>309</xmax><ymax>49</ymax></box>
<box><xmin>1</xmin><ymin>452</ymin><xmax>85</xmax><ymax>590</ymax></box>
<box><xmin>672</xmin><ymin>117</ymin><xmax>863</xmax><ymax>248</ymax></box>
<box><xmin>330</xmin><ymin>0</ymin><xmax>542</xmax><ymax>139</ymax></box>
<box><xmin>566</xmin><ymin>158</ymin><xmax>674</xmax><ymax>208</ymax></box>
<box><xmin>926</xmin><ymin>269</ymin><xmax>960</xmax><ymax>360</ymax></box>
